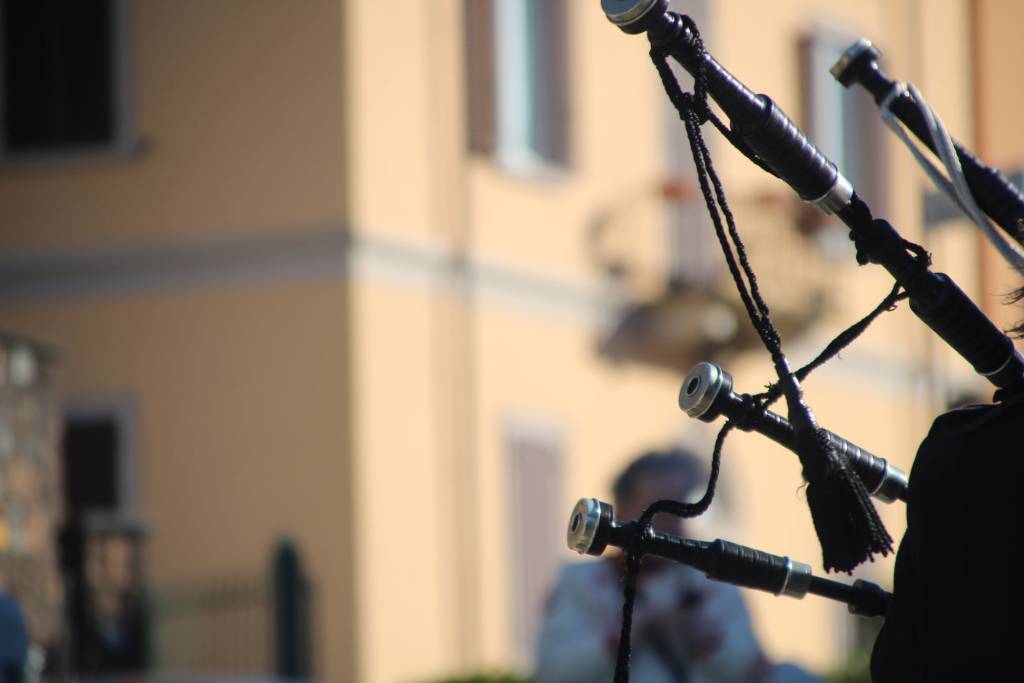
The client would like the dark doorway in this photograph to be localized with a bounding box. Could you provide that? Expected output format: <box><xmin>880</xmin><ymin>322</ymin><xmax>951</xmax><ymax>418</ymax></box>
<box><xmin>59</xmin><ymin>410</ymin><xmax>147</xmax><ymax>675</ymax></box>
<box><xmin>62</xmin><ymin>417</ymin><xmax>120</xmax><ymax>515</ymax></box>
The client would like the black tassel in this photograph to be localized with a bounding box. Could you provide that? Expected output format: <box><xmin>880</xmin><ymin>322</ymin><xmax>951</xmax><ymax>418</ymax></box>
<box><xmin>775</xmin><ymin>359</ymin><xmax>893</xmax><ymax>572</ymax></box>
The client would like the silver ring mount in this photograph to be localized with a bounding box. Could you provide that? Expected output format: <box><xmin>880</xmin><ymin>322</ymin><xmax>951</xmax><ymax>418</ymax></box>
<box><xmin>567</xmin><ymin>498</ymin><xmax>603</xmax><ymax>554</ymax></box>
<box><xmin>778</xmin><ymin>558</ymin><xmax>812</xmax><ymax>598</ymax></box>
<box><xmin>830</xmin><ymin>38</ymin><xmax>875</xmax><ymax>83</ymax></box>
<box><xmin>873</xmin><ymin>462</ymin><xmax>909</xmax><ymax>504</ymax></box>
<box><xmin>808</xmin><ymin>173</ymin><xmax>854</xmax><ymax>215</ymax></box>
<box><xmin>601</xmin><ymin>0</ymin><xmax>665</xmax><ymax>31</ymax></box>
<box><xmin>679</xmin><ymin>362</ymin><xmax>726</xmax><ymax>418</ymax></box>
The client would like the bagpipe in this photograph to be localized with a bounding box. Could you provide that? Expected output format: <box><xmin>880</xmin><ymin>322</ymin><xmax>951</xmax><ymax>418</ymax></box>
<box><xmin>566</xmin><ymin>1</ymin><xmax>1024</xmax><ymax>680</ymax></box>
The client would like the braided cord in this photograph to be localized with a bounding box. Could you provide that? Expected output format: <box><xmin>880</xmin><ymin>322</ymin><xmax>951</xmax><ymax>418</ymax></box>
<box><xmin>612</xmin><ymin>18</ymin><xmax>904</xmax><ymax>682</ymax></box>
<box><xmin>613</xmin><ymin>421</ymin><xmax>731</xmax><ymax>683</ymax></box>
<box><xmin>649</xmin><ymin>23</ymin><xmax>892</xmax><ymax>576</ymax></box>
<box><xmin>650</xmin><ymin>35</ymin><xmax>783</xmax><ymax>359</ymax></box>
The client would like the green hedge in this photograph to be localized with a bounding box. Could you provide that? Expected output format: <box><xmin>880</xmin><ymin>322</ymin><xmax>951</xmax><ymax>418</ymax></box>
<box><xmin>421</xmin><ymin>674</ymin><xmax>530</xmax><ymax>683</ymax></box>
<box><xmin>824</xmin><ymin>647</ymin><xmax>872</xmax><ymax>683</ymax></box>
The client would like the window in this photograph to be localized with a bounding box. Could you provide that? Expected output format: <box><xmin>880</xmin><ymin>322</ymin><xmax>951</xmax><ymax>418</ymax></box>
<box><xmin>63</xmin><ymin>417</ymin><xmax>121</xmax><ymax>514</ymax></box>
<box><xmin>0</xmin><ymin>0</ymin><xmax>133</xmax><ymax>162</ymax></box>
<box><xmin>801</xmin><ymin>27</ymin><xmax>887</xmax><ymax>220</ymax></box>
<box><xmin>60</xmin><ymin>399</ymin><xmax>146</xmax><ymax>675</ymax></box>
<box><xmin>465</xmin><ymin>0</ymin><xmax>570</xmax><ymax>172</ymax></box>
<box><xmin>505</xmin><ymin>418</ymin><xmax>564</xmax><ymax>667</ymax></box>
<box><xmin>62</xmin><ymin>398</ymin><xmax>138</xmax><ymax>516</ymax></box>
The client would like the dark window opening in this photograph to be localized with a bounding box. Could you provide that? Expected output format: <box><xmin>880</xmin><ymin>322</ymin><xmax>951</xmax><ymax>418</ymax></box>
<box><xmin>464</xmin><ymin>0</ymin><xmax>571</xmax><ymax>169</ymax></box>
<box><xmin>62</xmin><ymin>416</ymin><xmax>120</xmax><ymax>515</ymax></box>
<box><xmin>465</xmin><ymin>0</ymin><xmax>496</xmax><ymax>155</ymax></box>
<box><xmin>1</xmin><ymin>0</ymin><xmax>123</xmax><ymax>155</ymax></box>
<box><xmin>59</xmin><ymin>413</ymin><xmax>147</xmax><ymax>676</ymax></box>
<box><xmin>798</xmin><ymin>29</ymin><xmax>887</xmax><ymax>234</ymax></box>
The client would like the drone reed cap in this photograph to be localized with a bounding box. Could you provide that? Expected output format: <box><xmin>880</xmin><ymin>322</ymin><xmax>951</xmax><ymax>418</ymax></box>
<box><xmin>679</xmin><ymin>361</ymin><xmax>731</xmax><ymax>419</ymax></box>
<box><xmin>830</xmin><ymin>38</ymin><xmax>882</xmax><ymax>87</ymax></box>
<box><xmin>601</xmin><ymin>0</ymin><xmax>669</xmax><ymax>34</ymax></box>
<box><xmin>567</xmin><ymin>498</ymin><xmax>612</xmax><ymax>556</ymax></box>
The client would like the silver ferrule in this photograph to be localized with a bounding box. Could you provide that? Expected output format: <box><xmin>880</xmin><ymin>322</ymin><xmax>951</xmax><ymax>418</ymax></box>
<box><xmin>828</xmin><ymin>439</ymin><xmax>905</xmax><ymax>504</ymax></box>
<box><xmin>778</xmin><ymin>557</ymin><xmax>813</xmax><ymax>598</ymax></box>
<box><xmin>567</xmin><ymin>497</ymin><xmax>603</xmax><ymax>555</ymax></box>
<box><xmin>980</xmin><ymin>346</ymin><xmax>1022</xmax><ymax>377</ymax></box>
<box><xmin>872</xmin><ymin>461</ymin><xmax>909</xmax><ymax>504</ymax></box>
<box><xmin>830</xmin><ymin>38</ymin><xmax>875</xmax><ymax>81</ymax></box>
<box><xmin>679</xmin><ymin>362</ymin><xmax>727</xmax><ymax>418</ymax></box>
<box><xmin>808</xmin><ymin>173</ymin><xmax>854</xmax><ymax>215</ymax></box>
<box><xmin>601</xmin><ymin>0</ymin><xmax>662</xmax><ymax>28</ymax></box>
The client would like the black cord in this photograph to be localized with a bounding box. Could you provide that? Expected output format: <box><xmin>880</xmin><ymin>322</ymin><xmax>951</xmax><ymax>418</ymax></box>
<box><xmin>650</xmin><ymin>23</ymin><xmax>892</xmax><ymax>577</ymax></box>
<box><xmin>757</xmin><ymin>282</ymin><xmax>909</xmax><ymax>407</ymax></box>
<box><xmin>613</xmin><ymin>422</ymin><xmax>731</xmax><ymax>683</ymax></box>
<box><xmin>651</xmin><ymin>42</ymin><xmax>783</xmax><ymax>358</ymax></box>
<box><xmin>612</xmin><ymin>17</ymin><xmax>903</xmax><ymax>682</ymax></box>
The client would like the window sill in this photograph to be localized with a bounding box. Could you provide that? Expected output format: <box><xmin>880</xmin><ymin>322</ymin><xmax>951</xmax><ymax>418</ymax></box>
<box><xmin>492</xmin><ymin>147</ymin><xmax>571</xmax><ymax>185</ymax></box>
<box><xmin>0</xmin><ymin>138</ymin><xmax>147</xmax><ymax>173</ymax></box>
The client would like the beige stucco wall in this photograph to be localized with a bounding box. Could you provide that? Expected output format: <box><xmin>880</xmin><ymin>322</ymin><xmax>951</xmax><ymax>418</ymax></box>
<box><xmin>350</xmin><ymin>278</ymin><xmax>461</xmax><ymax>682</ymax></box>
<box><xmin>0</xmin><ymin>0</ymin><xmax>354</xmax><ymax>680</ymax></box>
<box><xmin>0</xmin><ymin>0</ymin><xmax>346</xmax><ymax>252</ymax></box>
<box><xmin>973</xmin><ymin>0</ymin><xmax>1024</xmax><ymax>172</ymax></box>
<box><xmin>973</xmin><ymin>0</ymin><xmax>1024</xmax><ymax>333</ymax></box>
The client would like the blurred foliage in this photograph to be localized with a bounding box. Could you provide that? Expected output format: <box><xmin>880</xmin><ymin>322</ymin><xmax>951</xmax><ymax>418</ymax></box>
<box><xmin>422</xmin><ymin>649</ymin><xmax>880</xmax><ymax>683</ymax></box>
<box><xmin>824</xmin><ymin>647</ymin><xmax>872</xmax><ymax>683</ymax></box>
<box><xmin>421</xmin><ymin>674</ymin><xmax>530</xmax><ymax>683</ymax></box>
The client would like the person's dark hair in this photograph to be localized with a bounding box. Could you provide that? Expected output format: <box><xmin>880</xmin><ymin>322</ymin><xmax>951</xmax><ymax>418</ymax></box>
<box><xmin>611</xmin><ymin>447</ymin><xmax>707</xmax><ymax>502</ymax></box>
<box><xmin>1009</xmin><ymin>286</ymin><xmax>1024</xmax><ymax>338</ymax></box>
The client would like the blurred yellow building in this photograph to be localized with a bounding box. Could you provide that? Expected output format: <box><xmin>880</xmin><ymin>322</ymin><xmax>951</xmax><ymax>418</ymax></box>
<box><xmin>0</xmin><ymin>1</ymin><xmax>1019</xmax><ymax>682</ymax></box>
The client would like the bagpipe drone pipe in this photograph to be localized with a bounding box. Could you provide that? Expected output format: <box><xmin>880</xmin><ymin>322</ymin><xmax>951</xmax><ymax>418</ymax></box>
<box><xmin>564</xmin><ymin>2</ymin><xmax>1024</xmax><ymax>681</ymax></box>
<box><xmin>831</xmin><ymin>39</ymin><xmax>1024</xmax><ymax>256</ymax></box>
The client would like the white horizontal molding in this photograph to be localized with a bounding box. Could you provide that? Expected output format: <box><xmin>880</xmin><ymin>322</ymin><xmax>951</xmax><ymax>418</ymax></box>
<box><xmin>0</xmin><ymin>227</ymin><xmax>620</xmax><ymax>328</ymax></box>
<box><xmin>0</xmin><ymin>228</ymin><xmax>350</xmax><ymax>303</ymax></box>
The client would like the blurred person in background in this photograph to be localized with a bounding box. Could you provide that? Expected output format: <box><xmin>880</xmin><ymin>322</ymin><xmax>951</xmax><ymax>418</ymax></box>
<box><xmin>0</xmin><ymin>591</ymin><xmax>28</xmax><ymax>683</ymax></box>
<box><xmin>535</xmin><ymin>448</ymin><xmax>819</xmax><ymax>683</ymax></box>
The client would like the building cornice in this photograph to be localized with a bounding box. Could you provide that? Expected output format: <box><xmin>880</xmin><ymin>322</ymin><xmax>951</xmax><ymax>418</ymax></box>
<box><xmin>0</xmin><ymin>227</ymin><xmax>620</xmax><ymax>328</ymax></box>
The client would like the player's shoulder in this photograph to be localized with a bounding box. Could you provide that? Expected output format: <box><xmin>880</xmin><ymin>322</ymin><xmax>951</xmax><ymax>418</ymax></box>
<box><xmin>911</xmin><ymin>393</ymin><xmax>1024</xmax><ymax>493</ymax></box>
<box><xmin>927</xmin><ymin>394</ymin><xmax>1024</xmax><ymax>442</ymax></box>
